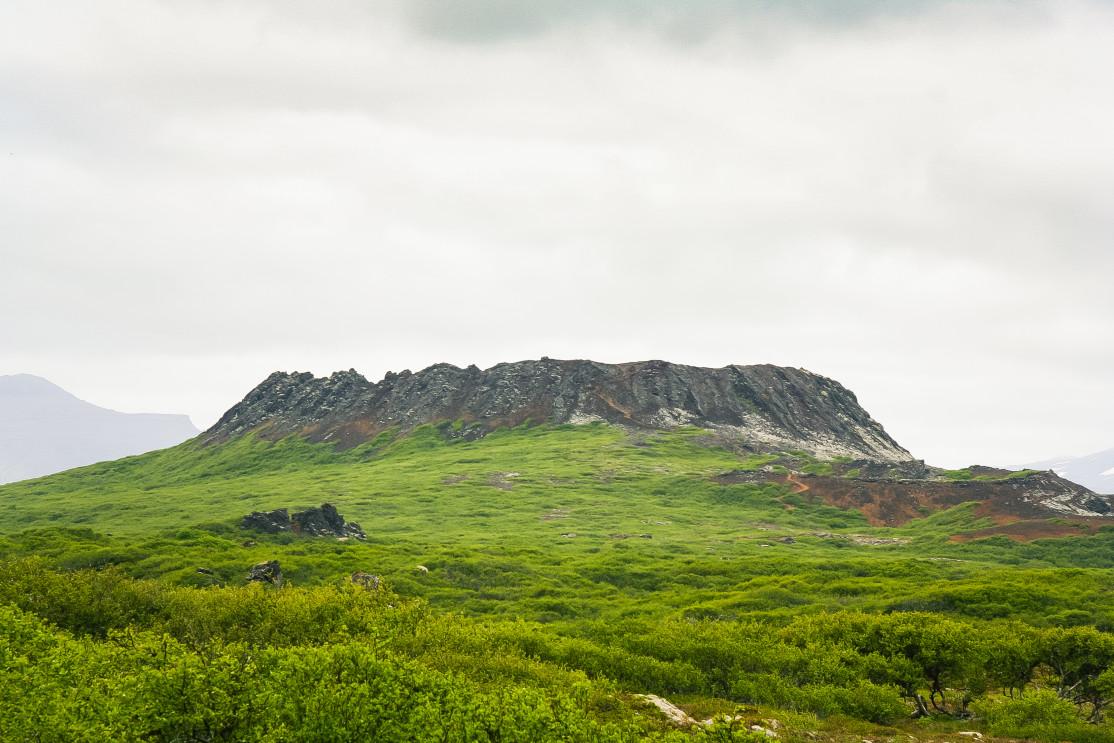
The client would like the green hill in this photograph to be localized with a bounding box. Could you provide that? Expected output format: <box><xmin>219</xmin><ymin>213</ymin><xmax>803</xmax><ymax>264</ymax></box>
<box><xmin>3</xmin><ymin>418</ymin><xmax>1114</xmax><ymax>740</ymax></box>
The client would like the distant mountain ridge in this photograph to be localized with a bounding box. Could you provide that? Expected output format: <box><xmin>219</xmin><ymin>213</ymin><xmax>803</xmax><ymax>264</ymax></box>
<box><xmin>0</xmin><ymin>374</ymin><xmax>198</xmax><ymax>484</ymax></box>
<box><xmin>204</xmin><ymin>359</ymin><xmax>912</xmax><ymax>462</ymax></box>
<box><xmin>1023</xmin><ymin>448</ymin><xmax>1114</xmax><ymax>495</ymax></box>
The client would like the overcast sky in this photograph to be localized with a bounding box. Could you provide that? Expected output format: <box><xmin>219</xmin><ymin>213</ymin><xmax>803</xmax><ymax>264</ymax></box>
<box><xmin>2</xmin><ymin>0</ymin><xmax>1112</xmax><ymax>468</ymax></box>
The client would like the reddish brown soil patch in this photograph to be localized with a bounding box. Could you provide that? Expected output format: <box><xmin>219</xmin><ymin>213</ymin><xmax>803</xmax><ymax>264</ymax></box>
<box><xmin>795</xmin><ymin>474</ymin><xmax>1111</xmax><ymax>527</ymax></box>
<box><xmin>790</xmin><ymin>476</ymin><xmax>974</xmax><ymax>526</ymax></box>
<box><xmin>786</xmin><ymin>473</ymin><xmax>810</xmax><ymax>494</ymax></box>
<box><xmin>714</xmin><ymin>470</ymin><xmax>1109</xmax><ymax>529</ymax></box>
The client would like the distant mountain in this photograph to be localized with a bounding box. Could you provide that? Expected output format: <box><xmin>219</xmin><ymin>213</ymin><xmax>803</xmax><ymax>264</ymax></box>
<box><xmin>204</xmin><ymin>359</ymin><xmax>912</xmax><ymax>462</ymax></box>
<box><xmin>1022</xmin><ymin>448</ymin><xmax>1114</xmax><ymax>495</ymax></box>
<box><xmin>0</xmin><ymin>374</ymin><xmax>198</xmax><ymax>484</ymax></box>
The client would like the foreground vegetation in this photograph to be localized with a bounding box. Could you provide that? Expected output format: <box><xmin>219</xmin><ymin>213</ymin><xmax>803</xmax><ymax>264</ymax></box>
<box><xmin>2</xmin><ymin>423</ymin><xmax>1113</xmax><ymax>740</ymax></box>
<box><xmin>3</xmin><ymin>559</ymin><xmax>1113</xmax><ymax>741</ymax></box>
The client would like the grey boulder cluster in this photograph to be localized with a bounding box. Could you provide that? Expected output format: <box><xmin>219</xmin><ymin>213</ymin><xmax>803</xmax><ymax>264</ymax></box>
<box><xmin>240</xmin><ymin>503</ymin><xmax>366</xmax><ymax>540</ymax></box>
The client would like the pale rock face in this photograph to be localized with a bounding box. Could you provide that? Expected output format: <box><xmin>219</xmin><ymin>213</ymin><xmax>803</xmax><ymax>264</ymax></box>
<box><xmin>203</xmin><ymin>358</ymin><xmax>913</xmax><ymax>462</ymax></box>
<box><xmin>1005</xmin><ymin>471</ymin><xmax>1114</xmax><ymax>518</ymax></box>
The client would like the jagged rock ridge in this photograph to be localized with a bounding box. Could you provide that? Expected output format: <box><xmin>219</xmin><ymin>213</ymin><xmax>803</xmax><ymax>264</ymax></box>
<box><xmin>204</xmin><ymin>359</ymin><xmax>911</xmax><ymax>462</ymax></box>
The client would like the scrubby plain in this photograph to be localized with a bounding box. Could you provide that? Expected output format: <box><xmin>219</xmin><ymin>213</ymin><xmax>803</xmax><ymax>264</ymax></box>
<box><xmin>2</xmin><ymin>423</ymin><xmax>1113</xmax><ymax>741</ymax></box>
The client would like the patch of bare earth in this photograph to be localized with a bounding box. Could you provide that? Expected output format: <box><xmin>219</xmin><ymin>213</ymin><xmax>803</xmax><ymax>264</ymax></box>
<box><xmin>485</xmin><ymin>472</ymin><xmax>519</xmax><ymax>490</ymax></box>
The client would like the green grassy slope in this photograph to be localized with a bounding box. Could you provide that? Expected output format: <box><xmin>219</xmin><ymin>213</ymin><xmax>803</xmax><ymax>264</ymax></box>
<box><xmin>3</xmin><ymin>423</ymin><xmax>1114</xmax><ymax>740</ymax></box>
<box><xmin>2</xmin><ymin>423</ymin><xmax>1112</xmax><ymax>623</ymax></box>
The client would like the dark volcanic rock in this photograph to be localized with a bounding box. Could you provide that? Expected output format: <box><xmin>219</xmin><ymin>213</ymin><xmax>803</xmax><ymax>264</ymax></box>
<box><xmin>840</xmin><ymin>459</ymin><xmax>931</xmax><ymax>480</ymax></box>
<box><xmin>1084</xmin><ymin>497</ymin><xmax>1111</xmax><ymax>514</ymax></box>
<box><xmin>202</xmin><ymin>359</ymin><xmax>911</xmax><ymax>462</ymax></box>
<box><xmin>240</xmin><ymin>508</ymin><xmax>291</xmax><ymax>533</ymax></box>
<box><xmin>290</xmin><ymin>503</ymin><xmax>366</xmax><ymax>539</ymax></box>
<box><xmin>247</xmin><ymin>560</ymin><xmax>282</xmax><ymax>586</ymax></box>
<box><xmin>291</xmin><ymin>503</ymin><xmax>346</xmax><ymax>536</ymax></box>
<box><xmin>240</xmin><ymin>504</ymin><xmax>366</xmax><ymax>539</ymax></box>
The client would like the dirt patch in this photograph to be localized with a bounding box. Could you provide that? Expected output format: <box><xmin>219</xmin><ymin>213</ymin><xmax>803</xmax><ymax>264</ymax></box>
<box><xmin>718</xmin><ymin>470</ymin><xmax>1106</xmax><ymax>528</ymax></box>
<box><xmin>786</xmin><ymin>473</ymin><xmax>810</xmax><ymax>494</ymax></box>
<box><xmin>485</xmin><ymin>472</ymin><xmax>520</xmax><ymax>490</ymax></box>
<box><xmin>849</xmin><ymin>535</ymin><xmax>909</xmax><ymax>546</ymax></box>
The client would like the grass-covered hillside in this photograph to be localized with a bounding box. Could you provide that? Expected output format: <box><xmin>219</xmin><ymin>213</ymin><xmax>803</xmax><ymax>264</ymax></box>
<box><xmin>3</xmin><ymin>423</ymin><xmax>1114</xmax><ymax>741</ymax></box>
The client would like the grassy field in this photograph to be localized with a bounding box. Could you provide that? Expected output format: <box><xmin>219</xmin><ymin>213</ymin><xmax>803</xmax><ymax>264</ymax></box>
<box><xmin>2</xmin><ymin>423</ymin><xmax>1114</xmax><ymax>740</ymax></box>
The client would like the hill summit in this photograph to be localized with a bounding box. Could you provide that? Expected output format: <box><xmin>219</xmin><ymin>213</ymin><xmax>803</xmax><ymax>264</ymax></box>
<box><xmin>204</xmin><ymin>359</ymin><xmax>911</xmax><ymax>462</ymax></box>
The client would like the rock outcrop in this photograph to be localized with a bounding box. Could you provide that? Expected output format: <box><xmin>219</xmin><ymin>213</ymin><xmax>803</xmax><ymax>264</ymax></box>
<box><xmin>247</xmin><ymin>560</ymin><xmax>282</xmax><ymax>586</ymax></box>
<box><xmin>292</xmin><ymin>503</ymin><xmax>365</xmax><ymax>539</ymax></box>
<box><xmin>240</xmin><ymin>508</ymin><xmax>291</xmax><ymax>533</ymax></box>
<box><xmin>203</xmin><ymin>359</ymin><xmax>911</xmax><ymax>462</ymax></box>
<box><xmin>351</xmin><ymin>572</ymin><xmax>381</xmax><ymax>590</ymax></box>
<box><xmin>240</xmin><ymin>504</ymin><xmax>366</xmax><ymax>539</ymax></box>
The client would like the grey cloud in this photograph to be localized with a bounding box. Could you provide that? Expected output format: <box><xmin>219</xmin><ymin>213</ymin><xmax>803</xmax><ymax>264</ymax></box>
<box><xmin>1</xmin><ymin>0</ymin><xmax>1111</xmax><ymax>468</ymax></box>
<box><xmin>399</xmin><ymin>0</ymin><xmax>1013</xmax><ymax>42</ymax></box>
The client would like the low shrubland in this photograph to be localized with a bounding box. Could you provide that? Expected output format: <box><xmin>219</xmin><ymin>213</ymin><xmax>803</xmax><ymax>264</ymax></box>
<box><xmin>2</xmin><ymin>559</ymin><xmax>1113</xmax><ymax>740</ymax></box>
<box><xmin>2</xmin><ymin>425</ymin><xmax>1114</xmax><ymax>740</ymax></box>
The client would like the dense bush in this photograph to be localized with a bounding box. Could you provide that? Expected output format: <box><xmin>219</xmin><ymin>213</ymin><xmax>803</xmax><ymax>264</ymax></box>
<box><xmin>973</xmin><ymin>689</ymin><xmax>1080</xmax><ymax>739</ymax></box>
<box><xmin>1</xmin><ymin>563</ymin><xmax>779</xmax><ymax>741</ymax></box>
<box><xmin>5</xmin><ymin>559</ymin><xmax>1114</xmax><ymax>740</ymax></box>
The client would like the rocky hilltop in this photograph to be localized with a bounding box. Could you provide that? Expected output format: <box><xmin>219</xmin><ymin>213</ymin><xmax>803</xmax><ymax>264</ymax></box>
<box><xmin>203</xmin><ymin>359</ymin><xmax>911</xmax><ymax>462</ymax></box>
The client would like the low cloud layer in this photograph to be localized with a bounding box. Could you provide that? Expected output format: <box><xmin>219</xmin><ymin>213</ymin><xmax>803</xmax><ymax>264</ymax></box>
<box><xmin>2</xmin><ymin>0</ymin><xmax>1111</xmax><ymax>467</ymax></box>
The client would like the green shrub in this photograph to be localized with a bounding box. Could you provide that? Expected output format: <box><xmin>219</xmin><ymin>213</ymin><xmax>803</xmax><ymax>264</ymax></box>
<box><xmin>972</xmin><ymin>689</ymin><xmax>1081</xmax><ymax>740</ymax></box>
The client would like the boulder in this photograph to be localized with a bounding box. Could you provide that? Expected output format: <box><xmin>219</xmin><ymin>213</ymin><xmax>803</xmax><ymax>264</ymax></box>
<box><xmin>247</xmin><ymin>560</ymin><xmax>283</xmax><ymax>586</ymax></box>
<box><xmin>636</xmin><ymin>694</ymin><xmax>696</xmax><ymax>726</ymax></box>
<box><xmin>290</xmin><ymin>503</ymin><xmax>367</xmax><ymax>539</ymax></box>
<box><xmin>351</xmin><ymin>572</ymin><xmax>381</xmax><ymax>590</ymax></box>
<box><xmin>240</xmin><ymin>503</ymin><xmax>366</xmax><ymax>540</ymax></box>
<box><xmin>291</xmin><ymin>503</ymin><xmax>345</xmax><ymax>536</ymax></box>
<box><xmin>240</xmin><ymin>508</ymin><xmax>291</xmax><ymax>533</ymax></box>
